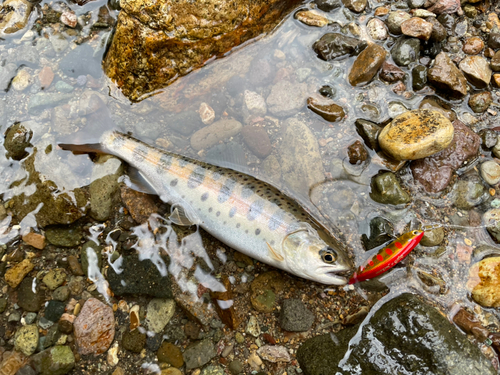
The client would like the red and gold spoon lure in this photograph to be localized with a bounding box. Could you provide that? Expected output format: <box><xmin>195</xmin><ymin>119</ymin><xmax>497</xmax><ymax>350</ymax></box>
<box><xmin>348</xmin><ymin>230</ymin><xmax>425</xmax><ymax>284</ymax></box>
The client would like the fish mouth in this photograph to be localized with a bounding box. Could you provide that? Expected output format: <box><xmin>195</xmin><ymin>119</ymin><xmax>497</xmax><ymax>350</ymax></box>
<box><xmin>316</xmin><ymin>266</ymin><xmax>353</xmax><ymax>285</ymax></box>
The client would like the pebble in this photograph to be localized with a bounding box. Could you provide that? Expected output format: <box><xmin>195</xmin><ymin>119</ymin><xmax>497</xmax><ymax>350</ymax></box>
<box><xmin>190</xmin><ymin>119</ymin><xmax>242</xmax><ymax>151</ymax></box>
<box><xmin>386</xmin><ymin>11</ymin><xmax>412</xmax><ymax>35</ymax></box>
<box><xmin>481</xmin><ymin>161</ymin><xmax>500</xmax><ymax>185</ymax></box>
<box><xmin>463</xmin><ymin>37</ymin><xmax>484</xmax><ymax>55</ymax></box>
<box><xmin>121</xmin><ymin>329</ymin><xmax>146</xmax><ymax>353</ymax></box>
<box><xmin>427</xmin><ymin>0</ymin><xmax>460</xmax><ymax>14</ymax></box>
<box><xmin>367</xmin><ymin>18</ymin><xmax>388</xmax><ymax>40</ymax></box>
<box><xmin>246</xmin><ymin>315</ymin><xmax>261</xmax><ymax>337</ymax></box>
<box><xmin>44</xmin><ymin>300</ymin><xmax>66</xmax><ymax>322</ymax></box>
<box><xmin>247</xmin><ymin>352</ymin><xmax>263</xmax><ymax>369</ymax></box>
<box><xmin>243</xmin><ymin>90</ymin><xmax>267</xmax><ymax>118</ymax></box>
<box><xmin>107</xmin><ymin>343</ymin><xmax>119</xmax><ymax>366</ymax></box>
<box><xmin>17</xmin><ymin>276</ymin><xmax>44</xmax><ymax>312</ymax></box>
<box><xmin>428</xmin><ymin>52</ymin><xmax>468</xmax><ymax>98</ymax></box>
<box><xmin>348</xmin><ymin>43</ymin><xmax>387</xmax><ymax>86</ymax></box>
<box><xmin>295</xmin><ymin>10</ymin><xmax>329</xmax><ymax>27</ymax></box>
<box><xmin>183</xmin><ymin>339</ymin><xmax>216</xmax><ymax>370</ymax></box>
<box><xmin>341</xmin><ymin>0</ymin><xmax>366</xmax><ymax>12</ymax></box>
<box><xmin>42</xmin><ymin>269</ymin><xmax>66</xmax><ymax>290</ymax></box>
<box><xmin>420</xmin><ymin>227</ymin><xmax>445</xmax><ymax>246</ymax></box>
<box><xmin>38</xmin><ymin>66</ymin><xmax>54</xmax><ymax>88</ymax></box>
<box><xmin>313</xmin><ymin>33</ymin><xmax>366</xmax><ymax>61</ymax></box>
<box><xmin>314</xmin><ymin>0</ymin><xmax>341</xmax><ymax>12</ymax></box>
<box><xmin>257</xmin><ymin>345</ymin><xmax>291</xmax><ymax>362</ymax></box>
<box><xmin>54</xmin><ymin>80</ymin><xmax>74</xmax><ymax>93</ymax></box>
<box><xmin>73</xmin><ymin>298</ymin><xmax>115</xmax><ymax>355</ymax></box>
<box><xmin>347</xmin><ymin>140</ymin><xmax>369</xmax><ymax>165</ymax></box>
<box><xmin>22</xmin><ymin>232</ymin><xmax>45</xmax><ymax>249</ymax></box>
<box><xmin>355</xmin><ymin>119</ymin><xmax>382</xmax><ymax>150</ymax></box>
<box><xmin>379</xmin><ymin>109</ymin><xmax>454</xmax><ymax>161</ymax></box>
<box><xmin>14</xmin><ymin>325</ymin><xmax>38</xmax><ymax>356</ymax></box>
<box><xmin>266</xmin><ymin>80</ymin><xmax>308</xmax><ymax>117</ymax></box>
<box><xmin>58</xmin><ymin>313</ymin><xmax>74</xmax><ymax>334</ymax></box>
<box><xmin>67</xmin><ymin>255</ymin><xmax>84</xmax><ymax>276</ymax></box>
<box><xmin>199</xmin><ymin>102</ymin><xmax>215</xmax><ymax>125</ymax></box>
<box><xmin>379</xmin><ymin>61</ymin><xmax>405</xmax><ymax>83</ymax></box>
<box><xmin>412</xmin><ymin>65</ymin><xmax>427</xmax><ymax>90</ymax></box>
<box><xmin>279</xmin><ymin>299</ymin><xmax>315</xmax><ymax>332</ymax></box>
<box><xmin>307</xmin><ymin>95</ymin><xmax>345</xmax><ymax>122</ymax></box>
<box><xmin>469</xmin><ymin>257</ymin><xmax>500</xmax><ymax>307</ymax></box>
<box><xmin>427</xmin><ymin>17</ymin><xmax>447</xmax><ymax>42</ymax></box>
<box><xmin>459</xmin><ymin>55</ymin><xmax>492</xmax><ymax>88</ymax></box>
<box><xmin>469</xmin><ymin>91</ymin><xmax>493</xmax><ymax>113</ymax></box>
<box><xmin>401</xmin><ymin>17</ymin><xmax>433</xmax><ymax>40</ymax></box>
<box><xmin>60</xmin><ymin>11</ymin><xmax>77</xmax><ymax>28</ymax></box>
<box><xmin>157</xmin><ymin>342</ymin><xmax>184</xmax><ymax>367</ymax></box>
<box><xmin>0</xmin><ymin>351</ymin><xmax>26</xmax><ymax>375</ymax></box>
<box><xmin>30</xmin><ymin>346</ymin><xmax>75</xmax><ymax>375</ymax></box>
<box><xmin>370</xmin><ymin>172</ymin><xmax>411</xmax><ymax>205</ymax></box>
<box><xmin>12</xmin><ymin>69</ymin><xmax>31</xmax><ymax>91</ymax></box>
<box><xmin>52</xmin><ymin>286</ymin><xmax>70</xmax><ymax>302</ymax></box>
<box><xmin>45</xmin><ymin>225</ymin><xmax>83</xmax><ymax>247</ymax></box>
<box><xmin>483</xmin><ymin>209</ymin><xmax>500</xmax><ymax>243</ymax></box>
<box><xmin>241</xmin><ymin>125</ymin><xmax>272</xmax><ymax>158</ymax></box>
<box><xmin>228</xmin><ymin>360</ymin><xmax>244</xmax><ymax>375</ymax></box>
<box><xmin>5</xmin><ymin>259</ymin><xmax>34</xmax><ymax>288</ymax></box>
<box><xmin>391</xmin><ymin>37</ymin><xmax>420</xmax><ymax>66</ymax></box>
<box><xmin>146</xmin><ymin>298</ymin><xmax>175</xmax><ymax>333</ymax></box>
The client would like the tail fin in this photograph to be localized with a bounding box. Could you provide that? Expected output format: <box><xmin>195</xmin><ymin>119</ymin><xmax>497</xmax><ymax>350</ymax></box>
<box><xmin>57</xmin><ymin>143</ymin><xmax>106</xmax><ymax>155</ymax></box>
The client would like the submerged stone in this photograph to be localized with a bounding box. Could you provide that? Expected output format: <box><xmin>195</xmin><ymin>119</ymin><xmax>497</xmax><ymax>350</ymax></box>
<box><xmin>348</xmin><ymin>43</ymin><xmax>387</xmax><ymax>86</ymax></box>
<box><xmin>370</xmin><ymin>172</ymin><xmax>411</xmax><ymax>205</ymax></box>
<box><xmin>313</xmin><ymin>33</ymin><xmax>366</xmax><ymax>61</ymax></box>
<box><xmin>427</xmin><ymin>52</ymin><xmax>468</xmax><ymax>98</ymax></box>
<box><xmin>297</xmin><ymin>293</ymin><xmax>496</xmax><ymax>375</ymax></box>
<box><xmin>307</xmin><ymin>96</ymin><xmax>345</xmax><ymax>122</ymax></box>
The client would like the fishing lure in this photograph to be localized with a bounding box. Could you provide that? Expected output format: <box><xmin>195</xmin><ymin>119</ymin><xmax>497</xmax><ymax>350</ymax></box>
<box><xmin>348</xmin><ymin>230</ymin><xmax>425</xmax><ymax>284</ymax></box>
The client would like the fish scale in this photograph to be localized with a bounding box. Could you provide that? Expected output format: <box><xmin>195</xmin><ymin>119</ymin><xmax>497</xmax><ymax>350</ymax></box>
<box><xmin>63</xmin><ymin>131</ymin><xmax>352</xmax><ymax>284</ymax></box>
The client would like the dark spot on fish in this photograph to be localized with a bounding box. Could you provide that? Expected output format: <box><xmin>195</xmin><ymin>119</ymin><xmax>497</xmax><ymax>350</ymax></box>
<box><xmin>170</xmin><ymin>179</ymin><xmax>178</xmax><ymax>187</ymax></box>
<box><xmin>245</xmin><ymin>230</ymin><xmax>248</xmax><ymax>234</ymax></box>
<box><xmin>236</xmin><ymin>223</ymin><xmax>241</xmax><ymax>228</ymax></box>
<box><xmin>209</xmin><ymin>207</ymin><xmax>213</xmax><ymax>213</ymax></box>
<box><xmin>179</xmin><ymin>158</ymin><xmax>188</xmax><ymax>168</ymax></box>
<box><xmin>270</xmin><ymin>240</ymin><xmax>275</xmax><ymax>245</ymax></box>
<box><xmin>212</xmin><ymin>171</ymin><xmax>222</xmax><ymax>181</ymax></box>
<box><xmin>216</xmin><ymin>211</ymin><xmax>221</xmax><ymax>217</ymax></box>
<box><xmin>201</xmin><ymin>192</ymin><xmax>209</xmax><ymax>201</ymax></box>
<box><xmin>188</xmin><ymin>166</ymin><xmax>205</xmax><ymax>189</ymax></box>
<box><xmin>255</xmin><ymin>229</ymin><xmax>261</xmax><ymax>235</ymax></box>
<box><xmin>111</xmin><ymin>135</ymin><xmax>126</xmax><ymax>148</ymax></box>
<box><xmin>157</xmin><ymin>154</ymin><xmax>172</xmax><ymax>174</ymax></box>
<box><xmin>269</xmin><ymin>210</ymin><xmax>284</xmax><ymax>231</ymax></box>
<box><xmin>229</xmin><ymin>207</ymin><xmax>236</xmax><ymax>218</ymax></box>
<box><xmin>218</xmin><ymin>178</ymin><xmax>237</xmax><ymax>203</ymax></box>
<box><xmin>223</xmin><ymin>221</ymin><xmax>226</xmax><ymax>225</ymax></box>
<box><xmin>132</xmin><ymin>144</ymin><xmax>149</xmax><ymax>163</ymax></box>
<box><xmin>247</xmin><ymin>200</ymin><xmax>264</xmax><ymax>221</ymax></box>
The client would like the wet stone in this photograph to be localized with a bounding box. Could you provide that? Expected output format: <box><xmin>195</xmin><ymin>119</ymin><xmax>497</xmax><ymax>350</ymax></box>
<box><xmin>469</xmin><ymin>257</ymin><xmax>500</xmax><ymax>308</ymax></box>
<box><xmin>257</xmin><ymin>345</ymin><xmax>291</xmax><ymax>363</ymax></box>
<box><xmin>58</xmin><ymin>314</ymin><xmax>74</xmax><ymax>334</ymax></box>
<box><xmin>463</xmin><ymin>37</ymin><xmax>484</xmax><ymax>55</ymax></box>
<box><xmin>266</xmin><ymin>80</ymin><xmax>309</xmax><ymax>117</ymax></box>
<box><xmin>361</xmin><ymin>217</ymin><xmax>394</xmax><ymax>250</ymax></box>
<box><xmin>28</xmin><ymin>92</ymin><xmax>73</xmax><ymax>113</ymax></box>
<box><xmin>307</xmin><ymin>96</ymin><xmax>345</xmax><ymax>122</ymax></box>
<box><xmin>419</xmin><ymin>95</ymin><xmax>456</xmax><ymax>122</ymax></box>
<box><xmin>411</xmin><ymin>120</ymin><xmax>481</xmax><ymax>193</ymax></box>
<box><xmin>391</xmin><ymin>37</ymin><xmax>420</xmax><ymax>67</ymax></box>
<box><xmin>379</xmin><ymin>61</ymin><xmax>405</xmax><ymax>83</ymax></box>
<box><xmin>158</xmin><ymin>342</ymin><xmax>184</xmax><ymax>367</ymax></box>
<box><xmin>241</xmin><ymin>126</ymin><xmax>272</xmax><ymax>159</ymax></box>
<box><xmin>319</xmin><ymin>85</ymin><xmax>336</xmax><ymax>99</ymax></box>
<box><xmin>183</xmin><ymin>339</ymin><xmax>216</xmax><ymax>370</ymax></box>
<box><xmin>0</xmin><ymin>0</ymin><xmax>32</xmax><ymax>37</ymax></box>
<box><xmin>370</xmin><ymin>172</ymin><xmax>411</xmax><ymax>205</ymax></box>
<box><xmin>427</xmin><ymin>52</ymin><xmax>468</xmax><ymax>98</ymax></box>
<box><xmin>246</xmin><ymin>315</ymin><xmax>261</xmax><ymax>337</ymax></box>
<box><xmin>201</xmin><ymin>366</ymin><xmax>224</xmax><ymax>375</ymax></box>
<box><xmin>184</xmin><ymin>321</ymin><xmax>200</xmax><ymax>340</ymax></box>
<box><xmin>146</xmin><ymin>298</ymin><xmax>175</xmax><ymax>333</ymax></box>
<box><xmin>107</xmin><ymin>254</ymin><xmax>172</xmax><ymax>298</ymax></box>
<box><xmin>120</xmin><ymin>186</ymin><xmax>159</xmax><ymax>224</ymax></box>
<box><xmin>427</xmin><ymin>17</ymin><xmax>447</xmax><ymax>43</ymax></box>
<box><xmin>297</xmin><ymin>293</ymin><xmax>496</xmax><ymax>375</ymax></box>
<box><xmin>479</xmin><ymin>129</ymin><xmax>497</xmax><ymax>151</ymax></box>
<box><xmin>469</xmin><ymin>91</ymin><xmax>493</xmax><ymax>113</ymax></box>
<box><xmin>386</xmin><ymin>11</ymin><xmax>412</xmax><ymax>35</ymax></box>
<box><xmin>481</xmin><ymin>160</ymin><xmax>500</xmax><ymax>186</ymax></box>
<box><xmin>412</xmin><ymin>65</ymin><xmax>427</xmax><ymax>90</ymax></box>
<box><xmin>401</xmin><ymin>17</ymin><xmax>433</xmax><ymax>40</ymax></box>
<box><xmin>379</xmin><ymin>109</ymin><xmax>454</xmax><ymax>161</ymax></box>
<box><xmin>30</xmin><ymin>345</ymin><xmax>75</xmax><ymax>375</ymax></box>
<box><xmin>45</xmin><ymin>225</ymin><xmax>83</xmax><ymax>247</ymax></box>
<box><xmin>90</xmin><ymin>155</ymin><xmax>123</xmax><ymax>221</ymax></box>
<box><xmin>80</xmin><ymin>241</ymin><xmax>102</xmax><ymax>277</ymax></box>
<box><xmin>190</xmin><ymin>119</ymin><xmax>242</xmax><ymax>151</ymax></box>
<box><xmin>341</xmin><ymin>0</ymin><xmax>366</xmax><ymax>12</ymax></box>
<box><xmin>44</xmin><ymin>300</ymin><xmax>65</xmax><ymax>322</ymax></box>
<box><xmin>312</xmin><ymin>33</ymin><xmax>366</xmax><ymax>61</ymax></box>
<box><xmin>355</xmin><ymin>119</ymin><xmax>382</xmax><ymax>151</ymax></box>
<box><xmin>314</xmin><ymin>0</ymin><xmax>341</xmax><ymax>12</ymax></box>
<box><xmin>14</xmin><ymin>324</ymin><xmax>38</xmax><ymax>356</ymax></box>
<box><xmin>22</xmin><ymin>232</ymin><xmax>45</xmax><ymax>250</ymax></box>
<box><xmin>367</xmin><ymin>18</ymin><xmax>388</xmax><ymax>40</ymax></box>
<box><xmin>491</xmin><ymin>51</ymin><xmax>500</xmax><ymax>72</ymax></box>
<box><xmin>459</xmin><ymin>55</ymin><xmax>492</xmax><ymax>88</ymax></box>
<box><xmin>420</xmin><ymin>227</ymin><xmax>445</xmax><ymax>246</ymax></box>
<box><xmin>279</xmin><ymin>299</ymin><xmax>314</xmax><ymax>332</ymax></box>
<box><xmin>73</xmin><ymin>298</ymin><xmax>115</xmax><ymax>355</ymax></box>
<box><xmin>122</xmin><ymin>329</ymin><xmax>146</xmax><ymax>353</ymax></box>
<box><xmin>59</xmin><ymin>44</ymin><xmax>103</xmax><ymax>78</ymax></box>
<box><xmin>347</xmin><ymin>140</ymin><xmax>368</xmax><ymax>165</ymax></box>
<box><xmin>349</xmin><ymin>43</ymin><xmax>387</xmax><ymax>86</ymax></box>
<box><xmin>17</xmin><ymin>277</ymin><xmax>44</xmax><ymax>312</ymax></box>
<box><xmin>295</xmin><ymin>10</ymin><xmax>329</xmax><ymax>27</ymax></box>
<box><xmin>4</xmin><ymin>123</ymin><xmax>33</xmax><ymax>161</ymax></box>
<box><xmin>488</xmin><ymin>33</ymin><xmax>500</xmax><ymax>49</ymax></box>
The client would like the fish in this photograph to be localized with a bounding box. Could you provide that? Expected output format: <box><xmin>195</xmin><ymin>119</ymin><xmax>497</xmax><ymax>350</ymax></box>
<box><xmin>348</xmin><ymin>230</ymin><xmax>424</xmax><ymax>284</ymax></box>
<box><xmin>59</xmin><ymin>131</ymin><xmax>353</xmax><ymax>285</ymax></box>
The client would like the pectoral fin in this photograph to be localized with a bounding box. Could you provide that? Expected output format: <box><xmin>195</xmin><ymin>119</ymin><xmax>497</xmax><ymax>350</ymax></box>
<box><xmin>267</xmin><ymin>242</ymin><xmax>284</xmax><ymax>262</ymax></box>
<box><xmin>169</xmin><ymin>207</ymin><xmax>194</xmax><ymax>226</ymax></box>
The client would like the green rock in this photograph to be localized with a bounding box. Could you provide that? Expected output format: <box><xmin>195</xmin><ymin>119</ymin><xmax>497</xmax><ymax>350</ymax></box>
<box><xmin>146</xmin><ymin>298</ymin><xmax>176</xmax><ymax>333</ymax></box>
<box><xmin>412</xmin><ymin>65</ymin><xmax>427</xmax><ymax>91</ymax></box>
<box><xmin>45</xmin><ymin>225</ymin><xmax>83</xmax><ymax>247</ymax></box>
<box><xmin>4</xmin><ymin>122</ymin><xmax>33</xmax><ymax>160</ymax></box>
<box><xmin>43</xmin><ymin>325</ymin><xmax>61</xmax><ymax>349</ymax></box>
<box><xmin>0</xmin><ymin>297</ymin><xmax>7</xmax><ymax>313</ymax></box>
<box><xmin>228</xmin><ymin>360</ymin><xmax>244</xmax><ymax>375</ymax></box>
<box><xmin>453</xmin><ymin>180</ymin><xmax>487</xmax><ymax>210</ymax></box>
<box><xmin>54</xmin><ymin>81</ymin><xmax>74</xmax><ymax>93</ymax></box>
<box><xmin>89</xmin><ymin>155</ymin><xmax>123</xmax><ymax>221</ymax></box>
<box><xmin>157</xmin><ymin>341</ymin><xmax>184</xmax><ymax>367</ymax></box>
<box><xmin>297</xmin><ymin>293</ymin><xmax>496</xmax><ymax>375</ymax></box>
<box><xmin>360</xmin><ymin>217</ymin><xmax>394</xmax><ymax>250</ymax></box>
<box><xmin>420</xmin><ymin>227</ymin><xmax>445</xmax><ymax>247</ymax></box>
<box><xmin>235</xmin><ymin>332</ymin><xmax>245</xmax><ymax>344</ymax></box>
<box><xmin>31</xmin><ymin>345</ymin><xmax>75</xmax><ymax>375</ymax></box>
<box><xmin>42</xmin><ymin>269</ymin><xmax>67</xmax><ymax>290</ymax></box>
<box><xmin>122</xmin><ymin>329</ymin><xmax>146</xmax><ymax>353</ymax></box>
<box><xmin>52</xmin><ymin>286</ymin><xmax>70</xmax><ymax>302</ymax></box>
<box><xmin>183</xmin><ymin>339</ymin><xmax>216</xmax><ymax>370</ymax></box>
<box><xmin>14</xmin><ymin>324</ymin><xmax>39</xmax><ymax>355</ymax></box>
<box><xmin>80</xmin><ymin>241</ymin><xmax>103</xmax><ymax>276</ymax></box>
<box><xmin>463</xmin><ymin>4</ymin><xmax>477</xmax><ymax>18</ymax></box>
<box><xmin>251</xmin><ymin>289</ymin><xmax>276</xmax><ymax>313</ymax></box>
<box><xmin>28</xmin><ymin>92</ymin><xmax>73</xmax><ymax>113</ymax></box>
<box><xmin>391</xmin><ymin>37</ymin><xmax>420</xmax><ymax>66</ymax></box>
<box><xmin>201</xmin><ymin>366</ymin><xmax>225</xmax><ymax>375</ymax></box>
<box><xmin>370</xmin><ymin>172</ymin><xmax>411</xmax><ymax>205</ymax></box>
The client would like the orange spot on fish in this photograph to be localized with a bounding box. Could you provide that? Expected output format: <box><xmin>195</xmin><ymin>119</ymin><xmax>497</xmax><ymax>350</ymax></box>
<box><xmin>385</xmin><ymin>248</ymin><xmax>393</xmax><ymax>255</ymax></box>
<box><xmin>369</xmin><ymin>260</ymin><xmax>374</xmax><ymax>267</ymax></box>
<box><xmin>376</xmin><ymin>254</ymin><xmax>383</xmax><ymax>262</ymax></box>
<box><xmin>395</xmin><ymin>242</ymin><xmax>403</xmax><ymax>249</ymax></box>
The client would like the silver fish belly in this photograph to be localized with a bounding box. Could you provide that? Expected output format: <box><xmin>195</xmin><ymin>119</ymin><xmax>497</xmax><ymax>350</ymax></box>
<box><xmin>100</xmin><ymin>131</ymin><xmax>352</xmax><ymax>285</ymax></box>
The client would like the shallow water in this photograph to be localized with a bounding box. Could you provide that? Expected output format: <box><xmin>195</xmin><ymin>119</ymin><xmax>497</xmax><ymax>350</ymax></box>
<box><xmin>1</xmin><ymin>0</ymin><xmax>500</xmax><ymax>373</ymax></box>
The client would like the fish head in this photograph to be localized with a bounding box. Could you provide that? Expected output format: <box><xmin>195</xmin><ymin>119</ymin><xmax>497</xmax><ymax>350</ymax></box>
<box><xmin>282</xmin><ymin>228</ymin><xmax>352</xmax><ymax>285</ymax></box>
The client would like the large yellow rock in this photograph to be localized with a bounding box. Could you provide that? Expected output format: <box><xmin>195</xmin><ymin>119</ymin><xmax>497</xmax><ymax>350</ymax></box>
<box><xmin>378</xmin><ymin>109</ymin><xmax>454</xmax><ymax>160</ymax></box>
<box><xmin>5</xmin><ymin>259</ymin><xmax>34</xmax><ymax>288</ymax></box>
<box><xmin>468</xmin><ymin>257</ymin><xmax>500</xmax><ymax>307</ymax></box>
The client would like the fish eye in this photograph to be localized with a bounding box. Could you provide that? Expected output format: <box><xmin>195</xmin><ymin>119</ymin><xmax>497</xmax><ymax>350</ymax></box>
<box><xmin>412</xmin><ymin>230</ymin><xmax>419</xmax><ymax>235</ymax></box>
<box><xmin>320</xmin><ymin>247</ymin><xmax>337</xmax><ymax>263</ymax></box>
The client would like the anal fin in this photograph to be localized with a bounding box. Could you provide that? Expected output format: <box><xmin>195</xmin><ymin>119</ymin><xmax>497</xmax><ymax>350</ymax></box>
<box><xmin>169</xmin><ymin>207</ymin><xmax>195</xmax><ymax>226</ymax></box>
